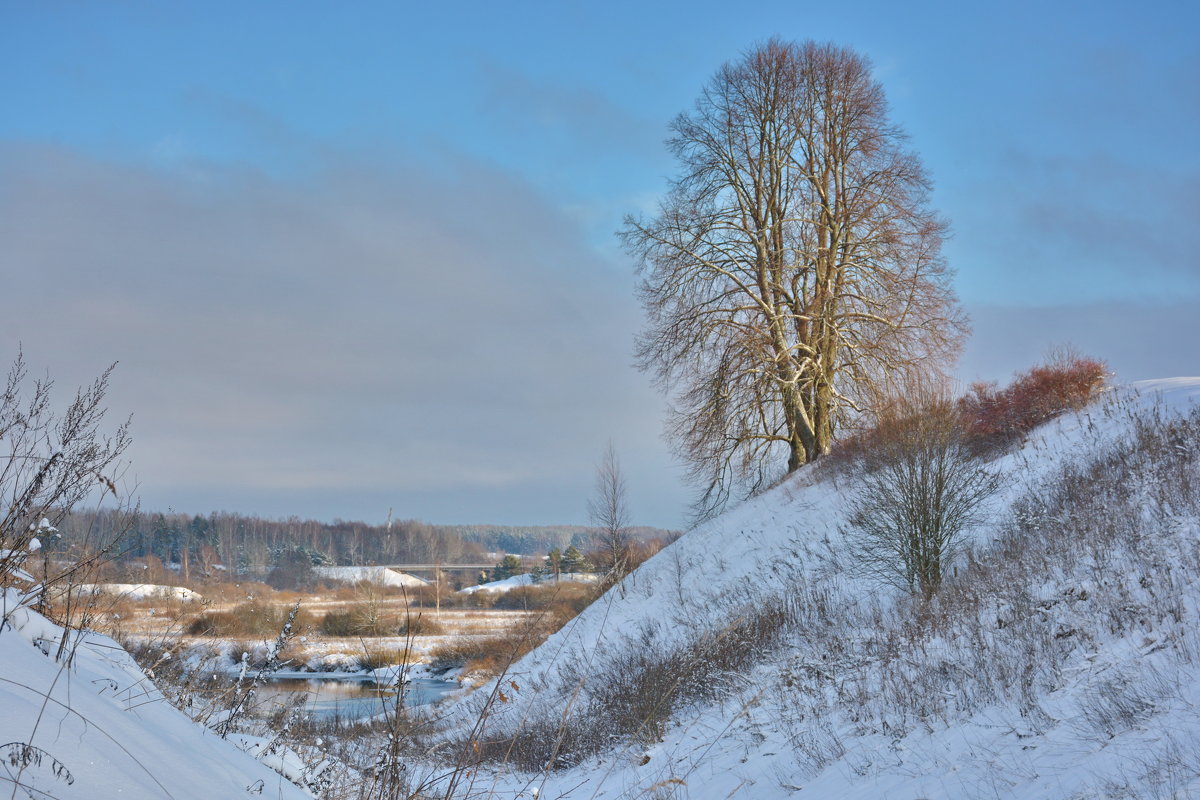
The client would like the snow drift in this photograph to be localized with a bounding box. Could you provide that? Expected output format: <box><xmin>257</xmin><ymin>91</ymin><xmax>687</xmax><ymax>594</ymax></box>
<box><xmin>313</xmin><ymin>566</ymin><xmax>429</xmax><ymax>588</ymax></box>
<box><xmin>0</xmin><ymin>590</ymin><xmax>309</xmax><ymax>799</ymax></box>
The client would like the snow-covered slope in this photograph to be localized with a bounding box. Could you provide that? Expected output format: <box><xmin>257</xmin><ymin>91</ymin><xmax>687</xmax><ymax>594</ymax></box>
<box><xmin>459</xmin><ymin>573</ymin><xmax>599</xmax><ymax>594</ymax></box>
<box><xmin>313</xmin><ymin>566</ymin><xmax>429</xmax><ymax>588</ymax></box>
<box><xmin>0</xmin><ymin>591</ymin><xmax>310</xmax><ymax>799</ymax></box>
<box><xmin>76</xmin><ymin>582</ymin><xmax>204</xmax><ymax>601</ymax></box>
<box><xmin>455</xmin><ymin>379</ymin><xmax>1200</xmax><ymax>799</ymax></box>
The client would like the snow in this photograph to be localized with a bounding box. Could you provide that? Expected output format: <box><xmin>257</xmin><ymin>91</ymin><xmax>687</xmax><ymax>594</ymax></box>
<box><xmin>0</xmin><ymin>590</ymin><xmax>309</xmax><ymax>799</ymax></box>
<box><xmin>441</xmin><ymin>379</ymin><xmax>1200</xmax><ymax>799</ymax></box>
<box><xmin>76</xmin><ymin>583</ymin><xmax>204</xmax><ymax>602</ymax></box>
<box><xmin>459</xmin><ymin>573</ymin><xmax>599</xmax><ymax>594</ymax></box>
<box><xmin>312</xmin><ymin>566</ymin><xmax>429</xmax><ymax>588</ymax></box>
<box><xmin>4</xmin><ymin>379</ymin><xmax>1199</xmax><ymax>799</ymax></box>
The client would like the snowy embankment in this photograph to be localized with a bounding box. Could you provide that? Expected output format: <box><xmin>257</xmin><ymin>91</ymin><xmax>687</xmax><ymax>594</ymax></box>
<box><xmin>454</xmin><ymin>379</ymin><xmax>1200</xmax><ymax>800</ymax></box>
<box><xmin>76</xmin><ymin>582</ymin><xmax>204</xmax><ymax>602</ymax></box>
<box><xmin>0</xmin><ymin>590</ymin><xmax>310</xmax><ymax>799</ymax></box>
<box><xmin>312</xmin><ymin>566</ymin><xmax>429</xmax><ymax>588</ymax></box>
<box><xmin>459</xmin><ymin>573</ymin><xmax>599</xmax><ymax>594</ymax></box>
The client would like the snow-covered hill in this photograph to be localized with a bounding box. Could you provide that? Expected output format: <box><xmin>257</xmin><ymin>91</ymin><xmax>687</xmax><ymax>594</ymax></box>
<box><xmin>5</xmin><ymin>379</ymin><xmax>1199</xmax><ymax>800</ymax></box>
<box><xmin>313</xmin><ymin>565</ymin><xmax>430</xmax><ymax>588</ymax></box>
<box><xmin>0</xmin><ymin>590</ymin><xmax>311</xmax><ymax>799</ymax></box>
<box><xmin>450</xmin><ymin>379</ymin><xmax>1200</xmax><ymax>799</ymax></box>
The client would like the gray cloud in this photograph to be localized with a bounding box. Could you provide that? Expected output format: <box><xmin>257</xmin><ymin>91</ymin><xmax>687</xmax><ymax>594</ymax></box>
<box><xmin>961</xmin><ymin>301</ymin><xmax>1200</xmax><ymax>385</ymax></box>
<box><xmin>947</xmin><ymin>148</ymin><xmax>1200</xmax><ymax>307</ymax></box>
<box><xmin>0</xmin><ymin>143</ymin><xmax>687</xmax><ymax>526</ymax></box>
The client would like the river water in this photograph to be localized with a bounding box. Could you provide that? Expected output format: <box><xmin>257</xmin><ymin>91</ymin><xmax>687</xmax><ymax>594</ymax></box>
<box><xmin>250</xmin><ymin>675</ymin><xmax>458</xmax><ymax>721</ymax></box>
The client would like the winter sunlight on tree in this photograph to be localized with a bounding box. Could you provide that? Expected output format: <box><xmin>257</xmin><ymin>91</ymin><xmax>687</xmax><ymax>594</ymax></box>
<box><xmin>624</xmin><ymin>39</ymin><xmax>966</xmax><ymax>518</ymax></box>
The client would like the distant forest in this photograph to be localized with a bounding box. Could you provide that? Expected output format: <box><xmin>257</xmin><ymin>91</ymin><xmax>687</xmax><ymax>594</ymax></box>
<box><xmin>58</xmin><ymin>509</ymin><xmax>678</xmax><ymax>576</ymax></box>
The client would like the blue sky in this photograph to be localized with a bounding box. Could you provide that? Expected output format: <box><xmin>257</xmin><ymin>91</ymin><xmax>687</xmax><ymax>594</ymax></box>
<box><xmin>2</xmin><ymin>1</ymin><xmax>1197</xmax><ymax>528</ymax></box>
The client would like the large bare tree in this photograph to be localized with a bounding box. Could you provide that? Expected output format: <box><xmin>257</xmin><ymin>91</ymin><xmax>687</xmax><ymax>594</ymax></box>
<box><xmin>623</xmin><ymin>40</ymin><xmax>966</xmax><ymax>517</ymax></box>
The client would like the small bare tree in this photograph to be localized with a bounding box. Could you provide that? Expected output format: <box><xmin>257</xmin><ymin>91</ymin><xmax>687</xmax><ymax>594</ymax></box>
<box><xmin>1</xmin><ymin>352</ymin><xmax>131</xmax><ymax>587</ymax></box>
<box><xmin>0</xmin><ymin>351</ymin><xmax>132</xmax><ymax>661</ymax></box>
<box><xmin>588</xmin><ymin>441</ymin><xmax>631</xmax><ymax>584</ymax></box>
<box><xmin>845</xmin><ymin>386</ymin><xmax>1002</xmax><ymax>599</ymax></box>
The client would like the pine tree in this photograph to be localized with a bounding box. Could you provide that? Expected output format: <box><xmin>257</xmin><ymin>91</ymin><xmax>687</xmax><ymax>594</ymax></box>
<box><xmin>560</xmin><ymin>545</ymin><xmax>592</xmax><ymax>574</ymax></box>
<box><xmin>491</xmin><ymin>554</ymin><xmax>524</xmax><ymax>582</ymax></box>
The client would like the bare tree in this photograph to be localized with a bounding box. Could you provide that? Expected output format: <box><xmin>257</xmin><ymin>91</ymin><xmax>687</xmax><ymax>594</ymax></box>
<box><xmin>623</xmin><ymin>39</ymin><xmax>966</xmax><ymax>518</ymax></box>
<box><xmin>1</xmin><ymin>352</ymin><xmax>131</xmax><ymax>586</ymax></box>
<box><xmin>845</xmin><ymin>385</ymin><xmax>1002</xmax><ymax>599</ymax></box>
<box><xmin>0</xmin><ymin>352</ymin><xmax>132</xmax><ymax>658</ymax></box>
<box><xmin>588</xmin><ymin>441</ymin><xmax>631</xmax><ymax>583</ymax></box>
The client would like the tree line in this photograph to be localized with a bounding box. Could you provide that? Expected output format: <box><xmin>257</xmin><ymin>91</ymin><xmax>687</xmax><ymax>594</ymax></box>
<box><xmin>53</xmin><ymin>509</ymin><xmax>679</xmax><ymax>580</ymax></box>
<box><xmin>56</xmin><ymin>510</ymin><xmax>486</xmax><ymax>578</ymax></box>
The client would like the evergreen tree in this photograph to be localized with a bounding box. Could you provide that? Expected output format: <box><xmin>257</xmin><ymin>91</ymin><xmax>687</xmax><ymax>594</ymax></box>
<box><xmin>544</xmin><ymin>548</ymin><xmax>563</xmax><ymax>580</ymax></box>
<box><xmin>491</xmin><ymin>554</ymin><xmax>524</xmax><ymax>582</ymax></box>
<box><xmin>561</xmin><ymin>545</ymin><xmax>592</xmax><ymax>574</ymax></box>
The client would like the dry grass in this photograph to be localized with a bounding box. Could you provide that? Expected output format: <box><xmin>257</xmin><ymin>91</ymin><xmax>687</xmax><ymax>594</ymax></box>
<box><xmin>184</xmin><ymin>601</ymin><xmax>320</xmax><ymax>638</ymax></box>
<box><xmin>428</xmin><ymin>629</ymin><xmax>544</xmax><ymax>676</ymax></box>
<box><xmin>317</xmin><ymin>606</ymin><xmax>446</xmax><ymax>638</ymax></box>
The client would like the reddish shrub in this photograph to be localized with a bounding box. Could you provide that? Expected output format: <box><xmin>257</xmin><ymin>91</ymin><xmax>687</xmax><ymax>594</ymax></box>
<box><xmin>830</xmin><ymin>353</ymin><xmax>1108</xmax><ymax>464</ymax></box>
<box><xmin>959</xmin><ymin>354</ymin><xmax>1107</xmax><ymax>453</ymax></box>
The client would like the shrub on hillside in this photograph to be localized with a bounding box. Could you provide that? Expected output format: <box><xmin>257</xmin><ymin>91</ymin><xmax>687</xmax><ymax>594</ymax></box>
<box><xmin>465</xmin><ymin>593</ymin><xmax>800</xmax><ymax>769</ymax></box>
<box><xmin>959</xmin><ymin>352</ymin><xmax>1107</xmax><ymax>454</ymax></box>
<box><xmin>845</xmin><ymin>388</ymin><xmax>1004</xmax><ymax>598</ymax></box>
<box><xmin>831</xmin><ymin>353</ymin><xmax>1108</xmax><ymax>467</ymax></box>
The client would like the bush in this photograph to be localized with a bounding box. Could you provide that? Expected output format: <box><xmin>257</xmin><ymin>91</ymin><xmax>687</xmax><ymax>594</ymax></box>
<box><xmin>488</xmin><ymin>582</ymin><xmax>596</xmax><ymax>612</ymax></box>
<box><xmin>467</xmin><ymin>593</ymin><xmax>799</xmax><ymax>770</ymax></box>
<box><xmin>315</xmin><ymin>604</ymin><xmax>445</xmax><ymax>638</ymax></box>
<box><xmin>845</xmin><ymin>389</ymin><xmax>1004</xmax><ymax>598</ymax></box>
<box><xmin>399</xmin><ymin>614</ymin><xmax>444</xmax><ymax>637</ymax></box>
<box><xmin>959</xmin><ymin>352</ymin><xmax>1107</xmax><ymax>454</ymax></box>
<box><xmin>427</xmin><ymin>630</ymin><xmax>544</xmax><ymax>676</ymax></box>
<box><xmin>185</xmin><ymin>602</ymin><xmax>317</xmax><ymax>638</ymax></box>
<box><xmin>356</xmin><ymin>644</ymin><xmax>416</xmax><ymax>671</ymax></box>
<box><xmin>831</xmin><ymin>353</ymin><xmax>1107</xmax><ymax>468</ymax></box>
<box><xmin>316</xmin><ymin>609</ymin><xmax>358</xmax><ymax>637</ymax></box>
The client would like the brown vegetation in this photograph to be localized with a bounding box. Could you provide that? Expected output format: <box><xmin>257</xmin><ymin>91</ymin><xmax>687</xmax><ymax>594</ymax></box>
<box><xmin>184</xmin><ymin>601</ymin><xmax>319</xmax><ymax>638</ymax></box>
<box><xmin>959</xmin><ymin>351</ymin><xmax>1108</xmax><ymax>454</ymax></box>
<box><xmin>833</xmin><ymin>353</ymin><xmax>1108</xmax><ymax>467</ymax></box>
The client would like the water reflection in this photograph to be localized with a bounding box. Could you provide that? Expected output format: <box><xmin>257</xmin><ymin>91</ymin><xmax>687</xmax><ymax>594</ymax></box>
<box><xmin>251</xmin><ymin>676</ymin><xmax>457</xmax><ymax>721</ymax></box>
